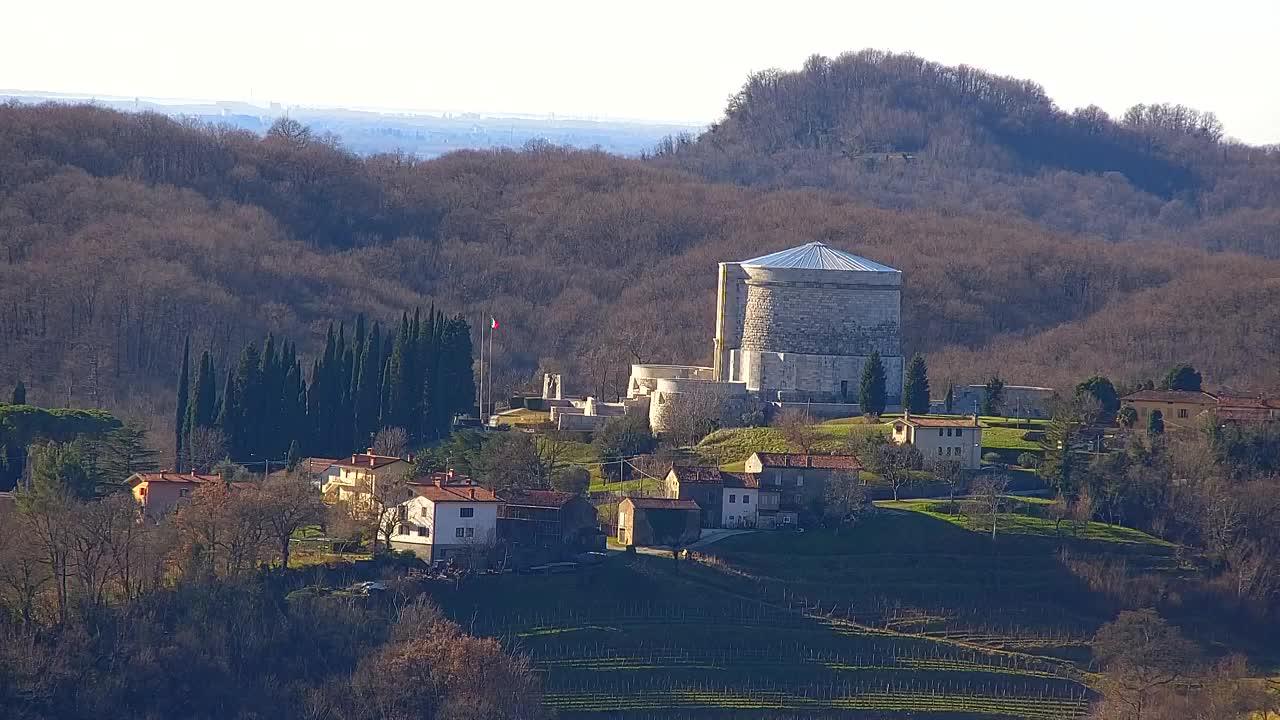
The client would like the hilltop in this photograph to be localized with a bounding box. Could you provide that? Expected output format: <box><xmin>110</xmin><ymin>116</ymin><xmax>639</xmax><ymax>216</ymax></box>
<box><xmin>663</xmin><ymin>50</ymin><xmax>1280</xmax><ymax>256</ymax></box>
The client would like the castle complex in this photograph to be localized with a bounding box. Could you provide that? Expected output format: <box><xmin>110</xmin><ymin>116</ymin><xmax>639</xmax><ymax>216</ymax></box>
<box><xmin>628</xmin><ymin>242</ymin><xmax>904</xmax><ymax>432</ymax></box>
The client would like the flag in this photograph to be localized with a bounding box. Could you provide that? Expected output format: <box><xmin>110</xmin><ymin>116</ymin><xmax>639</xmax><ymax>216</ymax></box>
<box><xmin>490</xmin><ymin>317</ymin><xmax>498</xmax><ymax>330</ymax></box>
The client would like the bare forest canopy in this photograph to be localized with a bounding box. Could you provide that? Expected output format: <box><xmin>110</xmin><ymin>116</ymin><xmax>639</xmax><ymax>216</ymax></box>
<box><xmin>2</xmin><ymin>49</ymin><xmax>1280</xmax><ymax>454</ymax></box>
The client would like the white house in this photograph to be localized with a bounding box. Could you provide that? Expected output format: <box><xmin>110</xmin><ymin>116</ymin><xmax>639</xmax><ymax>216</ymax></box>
<box><xmin>890</xmin><ymin>413</ymin><xmax>984</xmax><ymax>470</ymax></box>
<box><xmin>389</xmin><ymin>478</ymin><xmax>500</xmax><ymax>564</ymax></box>
<box><xmin>720</xmin><ymin>472</ymin><xmax>758</xmax><ymax>529</ymax></box>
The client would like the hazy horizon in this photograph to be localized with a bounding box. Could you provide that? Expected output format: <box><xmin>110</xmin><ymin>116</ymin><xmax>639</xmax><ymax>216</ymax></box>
<box><xmin>5</xmin><ymin>0</ymin><xmax>1279</xmax><ymax>145</ymax></box>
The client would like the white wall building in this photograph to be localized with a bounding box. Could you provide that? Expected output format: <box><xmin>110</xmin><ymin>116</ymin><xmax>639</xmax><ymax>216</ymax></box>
<box><xmin>890</xmin><ymin>414</ymin><xmax>984</xmax><ymax>470</ymax></box>
<box><xmin>721</xmin><ymin>475</ymin><xmax>758</xmax><ymax>529</ymax></box>
<box><xmin>389</xmin><ymin>480</ymin><xmax>500</xmax><ymax>563</ymax></box>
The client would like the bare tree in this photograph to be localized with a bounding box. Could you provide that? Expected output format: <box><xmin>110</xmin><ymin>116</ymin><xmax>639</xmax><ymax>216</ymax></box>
<box><xmin>259</xmin><ymin>472</ymin><xmax>326</xmax><ymax>568</ymax></box>
<box><xmin>0</xmin><ymin>514</ymin><xmax>48</xmax><ymax>628</ymax></box>
<box><xmin>822</xmin><ymin>470</ymin><xmax>867</xmax><ymax>531</ymax></box>
<box><xmin>929</xmin><ymin>458</ymin><xmax>965</xmax><ymax>513</ymax></box>
<box><xmin>661</xmin><ymin>386</ymin><xmax>732</xmax><ymax>447</ymax></box>
<box><xmin>372</xmin><ymin>427</ymin><xmax>409</xmax><ymax>458</ymax></box>
<box><xmin>776</xmin><ymin>408</ymin><xmax>820</xmax><ymax>454</ymax></box>
<box><xmin>1091</xmin><ymin>609</ymin><xmax>1201</xmax><ymax>720</ymax></box>
<box><xmin>970</xmin><ymin>473</ymin><xmax>1010</xmax><ymax>540</ymax></box>
<box><xmin>187</xmin><ymin>427</ymin><xmax>228</xmax><ymax>473</ymax></box>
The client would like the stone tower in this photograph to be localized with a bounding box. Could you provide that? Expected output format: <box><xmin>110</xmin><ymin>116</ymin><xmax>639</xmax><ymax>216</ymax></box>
<box><xmin>713</xmin><ymin>242</ymin><xmax>903</xmax><ymax>406</ymax></box>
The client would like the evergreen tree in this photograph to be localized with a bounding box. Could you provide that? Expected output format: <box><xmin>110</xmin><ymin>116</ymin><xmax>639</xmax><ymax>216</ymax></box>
<box><xmin>175</xmin><ymin>337</ymin><xmax>190</xmax><ymax>472</ymax></box>
<box><xmin>231</xmin><ymin>343</ymin><xmax>264</xmax><ymax>459</ymax></box>
<box><xmin>385</xmin><ymin>315</ymin><xmax>412</xmax><ymax>430</ymax></box>
<box><xmin>1161</xmin><ymin>364</ymin><xmax>1202</xmax><ymax>392</ymax></box>
<box><xmin>11</xmin><ymin>380</ymin><xmax>26</xmax><ymax>405</ymax></box>
<box><xmin>1147</xmin><ymin>409</ymin><xmax>1165</xmax><ymax>435</ymax></box>
<box><xmin>191</xmin><ymin>351</ymin><xmax>218</xmax><ymax>428</ymax></box>
<box><xmin>217</xmin><ymin>366</ymin><xmax>238</xmax><ymax>456</ymax></box>
<box><xmin>286</xmin><ymin>440</ymin><xmax>301</xmax><ymax>470</ymax></box>
<box><xmin>902</xmin><ymin>353</ymin><xmax>931</xmax><ymax>414</ymax></box>
<box><xmin>354</xmin><ymin>323</ymin><xmax>382</xmax><ymax>448</ymax></box>
<box><xmin>944</xmin><ymin>384</ymin><xmax>954</xmax><ymax>414</ymax></box>
<box><xmin>981</xmin><ymin>376</ymin><xmax>1005</xmax><ymax>416</ymax></box>
<box><xmin>1075</xmin><ymin>375</ymin><xmax>1119</xmax><ymax>422</ymax></box>
<box><xmin>94</xmin><ymin>424</ymin><xmax>160</xmax><ymax>484</ymax></box>
<box><xmin>859</xmin><ymin>351</ymin><xmax>887</xmax><ymax>417</ymax></box>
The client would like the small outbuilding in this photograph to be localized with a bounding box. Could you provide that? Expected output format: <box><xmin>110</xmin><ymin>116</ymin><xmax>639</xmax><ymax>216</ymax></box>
<box><xmin>498</xmin><ymin>489</ymin><xmax>601</xmax><ymax>550</ymax></box>
<box><xmin>617</xmin><ymin>497</ymin><xmax>701</xmax><ymax>547</ymax></box>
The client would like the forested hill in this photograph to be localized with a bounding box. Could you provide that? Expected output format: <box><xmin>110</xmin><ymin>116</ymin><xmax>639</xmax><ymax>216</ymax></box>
<box><xmin>662</xmin><ymin>50</ymin><xmax>1280</xmax><ymax>256</ymax></box>
<box><xmin>2</xmin><ymin>65</ymin><xmax>1280</xmax><ymax>456</ymax></box>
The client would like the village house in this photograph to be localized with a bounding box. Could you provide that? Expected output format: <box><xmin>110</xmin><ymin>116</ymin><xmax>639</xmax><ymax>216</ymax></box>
<box><xmin>389</xmin><ymin>476</ymin><xmax>500</xmax><ymax>564</ymax></box>
<box><xmin>720</xmin><ymin>471</ymin><xmax>758</xmax><ymax>529</ymax></box>
<box><xmin>662</xmin><ymin>465</ymin><xmax>761</xmax><ymax>529</ymax></box>
<box><xmin>890</xmin><ymin>413</ymin><xmax>984</xmax><ymax>470</ymax></box>
<box><xmin>662</xmin><ymin>465</ymin><xmax>726</xmax><ymax>528</ymax></box>
<box><xmin>497</xmin><ymin>489</ymin><xmax>601</xmax><ymax>550</ymax></box>
<box><xmin>1208</xmin><ymin>394</ymin><xmax>1280</xmax><ymax>424</ymax></box>
<box><xmin>322</xmin><ymin>452</ymin><xmax>413</xmax><ymax>506</ymax></box>
<box><xmin>743</xmin><ymin>452</ymin><xmax>862</xmax><ymax>513</ymax></box>
<box><xmin>617</xmin><ymin>497</ymin><xmax>701</xmax><ymax>547</ymax></box>
<box><xmin>1119</xmin><ymin>389</ymin><xmax>1219</xmax><ymax>431</ymax></box>
<box><xmin>126</xmin><ymin>471</ymin><xmax>223</xmax><ymax>518</ymax></box>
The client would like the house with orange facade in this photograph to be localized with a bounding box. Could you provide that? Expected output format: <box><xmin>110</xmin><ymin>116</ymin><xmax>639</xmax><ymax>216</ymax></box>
<box><xmin>126</xmin><ymin>471</ymin><xmax>223</xmax><ymax>518</ymax></box>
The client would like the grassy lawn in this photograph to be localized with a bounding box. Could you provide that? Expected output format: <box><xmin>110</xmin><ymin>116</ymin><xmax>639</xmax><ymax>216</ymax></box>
<box><xmin>982</xmin><ymin>426</ymin><xmax>1044</xmax><ymax>453</ymax></box>
<box><xmin>878</xmin><ymin>498</ymin><xmax>1174</xmax><ymax>548</ymax></box>
<box><xmin>493</xmin><ymin>408</ymin><xmax>552</xmax><ymax>427</ymax></box>
<box><xmin>693</xmin><ymin>421</ymin><xmax>890</xmax><ymax>466</ymax></box>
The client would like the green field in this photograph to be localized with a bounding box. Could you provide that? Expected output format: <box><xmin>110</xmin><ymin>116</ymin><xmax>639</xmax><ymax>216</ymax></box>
<box><xmin>418</xmin><ymin>499</ymin><xmax>1209</xmax><ymax>718</ymax></box>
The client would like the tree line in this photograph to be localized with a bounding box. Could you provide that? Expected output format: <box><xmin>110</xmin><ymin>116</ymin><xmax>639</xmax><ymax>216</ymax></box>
<box><xmin>174</xmin><ymin>309</ymin><xmax>475</xmax><ymax>469</ymax></box>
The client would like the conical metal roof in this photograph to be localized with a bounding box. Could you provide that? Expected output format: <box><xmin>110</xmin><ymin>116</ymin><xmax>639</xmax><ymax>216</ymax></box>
<box><xmin>739</xmin><ymin>242</ymin><xmax>899</xmax><ymax>273</ymax></box>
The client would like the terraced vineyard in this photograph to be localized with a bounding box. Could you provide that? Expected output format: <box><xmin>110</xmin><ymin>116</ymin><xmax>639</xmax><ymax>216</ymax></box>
<box><xmin>428</xmin><ymin>501</ymin><xmax>1189</xmax><ymax>718</ymax></box>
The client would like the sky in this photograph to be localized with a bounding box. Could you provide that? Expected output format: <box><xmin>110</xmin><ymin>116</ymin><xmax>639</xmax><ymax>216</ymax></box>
<box><xmin>4</xmin><ymin>0</ymin><xmax>1278</xmax><ymax>144</ymax></box>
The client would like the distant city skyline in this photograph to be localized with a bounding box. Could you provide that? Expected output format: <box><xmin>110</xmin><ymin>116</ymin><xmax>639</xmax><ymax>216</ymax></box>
<box><xmin>5</xmin><ymin>0</ymin><xmax>1278</xmax><ymax>145</ymax></box>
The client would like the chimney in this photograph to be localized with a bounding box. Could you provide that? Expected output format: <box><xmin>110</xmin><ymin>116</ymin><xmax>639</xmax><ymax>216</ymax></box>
<box><xmin>369</xmin><ymin>456</ymin><xmax>375</xmax><ymax>467</ymax></box>
<box><xmin>972</xmin><ymin>413</ymin><xmax>980</xmax><ymax>426</ymax></box>
<box><xmin>446</xmin><ymin>468</ymin><xmax>454</xmax><ymax>479</ymax></box>
<box><xmin>904</xmin><ymin>408</ymin><xmax>910</xmax><ymax>421</ymax></box>
<box><xmin>469</xmin><ymin>488</ymin><xmax>476</xmax><ymax>500</ymax></box>
<box><xmin>434</xmin><ymin>476</ymin><xmax>444</xmax><ymax>488</ymax></box>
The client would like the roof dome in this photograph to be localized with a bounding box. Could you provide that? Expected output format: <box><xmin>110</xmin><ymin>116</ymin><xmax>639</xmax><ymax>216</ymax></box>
<box><xmin>739</xmin><ymin>242</ymin><xmax>899</xmax><ymax>273</ymax></box>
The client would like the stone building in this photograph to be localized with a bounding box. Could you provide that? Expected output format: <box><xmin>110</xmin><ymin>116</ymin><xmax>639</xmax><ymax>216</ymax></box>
<box><xmin>715</xmin><ymin>242</ymin><xmax>903</xmax><ymax>405</ymax></box>
<box><xmin>628</xmin><ymin>242</ymin><xmax>904</xmax><ymax>433</ymax></box>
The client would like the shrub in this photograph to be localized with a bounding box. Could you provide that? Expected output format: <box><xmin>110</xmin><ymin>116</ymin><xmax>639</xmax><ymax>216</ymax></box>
<box><xmin>1017</xmin><ymin>452</ymin><xmax>1040</xmax><ymax>469</ymax></box>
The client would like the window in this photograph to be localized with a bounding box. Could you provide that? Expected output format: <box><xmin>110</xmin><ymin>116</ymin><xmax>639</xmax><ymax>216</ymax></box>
<box><xmin>397</xmin><ymin>506</ymin><xmax>408</xmax><ymax>521</ymax></box>
<box><xmin>455</xmin><ymin>527</ymin><xmax>465</xmax><ymax>538</ymax></box>
<box><xmin>796</xmin><ymin>476</ymin><xmax>804</xmax><ymax>487</ymax></box>
<box><xmin>743</xmin><ymin>495</ymin><xmax>750</xmax><ymax>504</ymax></box>
<box><xmin>466</xmin><ymin>527</ymin><xmax>474</xmax><ymax>538</ymax></box>
<box><xmin>418</xmin><ymin>526</ymin><xmax>429</xmax><ymax>538</ymax></box>
<box><xmin>938</xmin><ymin>428</ymin><xmax>944</xmax><ymax>437</ymax></box>
<box><xmin>728</xmin><ymin>494</ymin><xmax>736</xmax><ymax>503</ymax></box>
<box><xmin>459</xmin><ymin>507</ymin><xmax>474</xmax><ymax>518</ymax></box>
<box><xmin>938</xmin><ymin>447</ymin><xmax>944</xmax><ymax>456</ymax></box>
<box><xmin>955</xmin><ymin>446</ymin><xmax>962</xmax><ymax>455</ymax></box>
<box><xmin>1178</xmin><ymin>408</ymin><xmax>1189</xmax><ymax>419</ymax></box>
<box><xmin>139</xmin><ymin>487</ymin><xmax>147</xmax><ymax>498</ymax></box>
<box><xmin>945</xmin><ymin>447</ymin><xmax>952</xmax><ymax>456</ymax></box>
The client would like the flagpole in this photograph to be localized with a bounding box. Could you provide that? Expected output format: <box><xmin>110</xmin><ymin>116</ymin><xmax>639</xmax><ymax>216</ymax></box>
<box><xmin>478</xmin><ymin>315</ymin><xmax>485</xmax><ymax>423</ymax></box>
<box><xmin>487</xmin><ymin>318</ymin><xmax>495</xmax><ymax>423</ymax></box>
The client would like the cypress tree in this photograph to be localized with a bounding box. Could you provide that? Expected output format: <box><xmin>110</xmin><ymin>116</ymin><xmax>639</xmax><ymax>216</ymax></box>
<box><xmin>306</xmin><ymin>358</ymin><xmax>322</xmax><ymax>455</ymax></box>
<box><xmin>260</xmin><ymin>335</ymin><xmax>281</xmax><ymax>458</ymax></box>
<box><xmin>860</xmin><ymin>350</ymin><xmax>887</xmax><ymax>417</ymax></box>
<box><xmin>286</xmin><ymin>440</ymin><xmax>301</xmax><ymax>470</ymax></box>
<box><xmin>217</xmin><ymin>365</ymin><xmax>237</xmax><ymax>452</ymax></box>
<box><xmin>11</xmin><ymin>380</ymin><xmax>26</xmax><ymax>405</ymax></box>
<box><xmin>1147</xmin><ymin>409</ymin><xmax>1165</xmax><ymax>435</ymax></box>
<box><xmin>354</xmin><ymin>323</ymin><xmax>382</xmax><ymax>448</ymax></box>
<box><xmin>175</xmin><ymin>337</ymin><xmax>191</xmax><ymax>471</ymax></box>
<box><xmin>233</xmin><ymin>343</ymin><xmax>264</xmax><ymax>459</ymax></box>
<box><xmin>436</xmin><ymin>314</ymin><xmax>476</xmax><ymax>435</ymax></box>
<box><xmin>903</xmin><ymin>353</ymin><xmax>931</xmax><ymax>415</ymax></box>
<box><xmin>385</xmin><ymin>315</ymin><xmax>411</xmax><ymax>430</ymax></box>
<box><xmin>379</xmin><ymin>356</ymin><xmax>392</xmax><ymax>430</ymax></box>
<box><xmin>944</xmin><ymin>384</ymin><xmax>955</xmax><ymax>414</ymax></box>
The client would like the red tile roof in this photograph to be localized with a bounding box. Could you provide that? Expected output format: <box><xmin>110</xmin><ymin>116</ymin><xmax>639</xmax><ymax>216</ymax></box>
<box><xmin>499</xmin><ymin>489</ymin><xmax>579</xmax><ymax>508</ymax></box>
<box><xmin>127</xmin><ymin>472</ymin><xmax>222</xmax><ymax>485</ymax></box>
<box><xmin>624</xmin><ymin>497</ymin><xmax>700</xmax><ymax>510</ymax></box>
<box><xmin>411</xmin><ymin>484</ymin><xmax>499</xmax><ymax>503</ymax></box>
<box><xmin>720</xmin><ymin>472</ymin><xmax>759</xmax><ymax>489</ymax></box>
<box><xmin>1215</xmin><ymin>395</ymin><xmax>1280</xmax><ymax>410</ymax></box>
<box><xmin>898</xmin><ymin>415</ymin><xmax>980</xmax><ymax>428</ymax></box>
<box><xmin>751</xmin><ymin>453</ymin><xmax>862</xmax><ymax>471</ymax></box>
<box><xmin>333</xmin><ymin>453</ymin><xmax>407</xmax><ymax>470</ymax></box>
<box><xmin>1121</xmin><ymin>390</ymin><xmax>1217</xmax><ymax>405</ymax></box>
<box><xmin>667</xmin><ymin>465</ymin><xmax>724</xmax><ymax>485</ymax></box>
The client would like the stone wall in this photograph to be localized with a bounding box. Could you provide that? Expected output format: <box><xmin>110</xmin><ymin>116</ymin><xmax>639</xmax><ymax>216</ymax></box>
<box><xmin>741</xmin><ymin>281</ymin><xmax>901</xmax><ymax>357</ymax></box>
<box><xmin>736</xmin><ymin>350</ymin><xmax>904</xmax><ymax>406</ymax></box>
